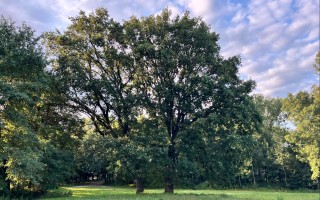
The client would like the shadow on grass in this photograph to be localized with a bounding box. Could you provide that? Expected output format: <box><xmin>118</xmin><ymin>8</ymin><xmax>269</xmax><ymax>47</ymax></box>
<box><xmin>39</xmin><ymin>188</ymin><xmax>73</xmax><ymax>199</ymax></box>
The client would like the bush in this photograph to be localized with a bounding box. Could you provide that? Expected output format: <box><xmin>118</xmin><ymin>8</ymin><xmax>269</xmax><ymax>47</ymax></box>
<box><xmin>194</xmin><ymin>181</ymin><xmax>210</xmax><ymax>190</ymax></box>
<box><xmin>0</xmin><ymin>177</ymin><xmax>9</xmax><ymax>196</ymax></box>
<box><xmin>175</xmin><ymin>158</ymin><xmax>202</xmax><ymax>189</ymax></box>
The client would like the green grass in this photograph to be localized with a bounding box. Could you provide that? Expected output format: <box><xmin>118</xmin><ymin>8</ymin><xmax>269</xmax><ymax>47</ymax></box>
<box><xmin>40</xmin><ymin>185</ymin><xmax>320</xmax><ymax>200</ymax></box>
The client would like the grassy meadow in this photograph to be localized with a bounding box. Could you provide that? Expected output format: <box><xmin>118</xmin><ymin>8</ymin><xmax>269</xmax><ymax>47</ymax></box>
<box><xmin>41</xmin><ymin>185</ymin><xmax>319</xmax><ymax>200</ymax></box>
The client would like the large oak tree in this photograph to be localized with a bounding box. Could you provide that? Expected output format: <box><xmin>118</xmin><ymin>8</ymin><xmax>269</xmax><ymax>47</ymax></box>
<box><xmin>125</xmin><ymin>9</ymin><xmax>259</xmax><ymax>193</ymax></box>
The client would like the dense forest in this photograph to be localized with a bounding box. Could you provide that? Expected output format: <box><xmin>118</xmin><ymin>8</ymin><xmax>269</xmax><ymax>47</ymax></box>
<box><xmin>0</xmin><ymin>8</ymin><xmax>319</xmax><ymax>198</ymax></box>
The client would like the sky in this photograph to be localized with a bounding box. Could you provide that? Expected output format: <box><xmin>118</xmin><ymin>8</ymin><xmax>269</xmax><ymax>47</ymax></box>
<box><xmin>0</xmin><ymin>0</ymin><xmax>319</xmax><ymax>97</ymax></box>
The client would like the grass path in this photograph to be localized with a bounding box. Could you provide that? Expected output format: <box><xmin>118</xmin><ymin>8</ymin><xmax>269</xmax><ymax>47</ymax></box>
<box><xmin>41</xmin><ymin>185</ymin><xmax>320</xmax><ymax>200</ymax></box>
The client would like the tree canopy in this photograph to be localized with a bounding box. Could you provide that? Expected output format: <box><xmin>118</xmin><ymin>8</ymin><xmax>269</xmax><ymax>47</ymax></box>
<box><xmin>44</xmin><ymin>8</ymin><xmax>261</xmax><ymax>193</ymax></box>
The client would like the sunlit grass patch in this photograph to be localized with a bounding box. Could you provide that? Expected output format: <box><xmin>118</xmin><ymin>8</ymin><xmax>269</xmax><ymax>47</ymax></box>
<box><xmin>40</xmin><ymin>185</ymin><xmax>320</xmax><ymax>200</ymax></box>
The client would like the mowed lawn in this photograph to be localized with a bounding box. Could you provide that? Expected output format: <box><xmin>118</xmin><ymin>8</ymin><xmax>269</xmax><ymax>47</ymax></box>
<box><xmin>41</xmin><ymin>185</ymin><xmax>319</xmax><ymax>200</ymax></box>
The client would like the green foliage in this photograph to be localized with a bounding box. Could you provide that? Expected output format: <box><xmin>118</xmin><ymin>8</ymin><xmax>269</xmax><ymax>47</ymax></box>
<box><xmin>44</xmin><ymin>8</ymin><xmax>137</xmax><ymax>138</ymax></box>
<box><xmin>250</xmin><ymin>95</ymin><xmax>286</xmax><ymax>186</ymax></box>
<box><xmin>43</xmin><ymin>7</ymin><xmax>263</xmax><ymax>192</ymax></box>
<box><xmin>75</xmin><ymin>131</ymin><xmax>116</xmax><ymax>182</ymax></box>
<box><xmin>177</xmin><ymin>116</ymin><xmax>257</xmax><ymax>188</ymax></box>
<box><xmin>0</xmin><ymin>16</ymin><xmax>48</xmax><ymax>192</ymax></box>
<box><xmin>248</xmin><ymin>94</ymin><xmax>315</xmax><ymax>189</ymax></box>
<box><xmin>75</xmin><ymin>118</ymin><xmax>168</xmax><ymax>187</ymax></box>
<box><xmin>124</xmin><ymin>8</ymin><xmax>259</xmax><ymax>192</ymax></box>
<box><xmin>282</xmin><ymin>86</ymin><xmax>320</xmax><ymax>181</ymax></box>
<box><xmin>40</xmin><ymin>145</ymin><xmax>76</xmax><ymax>190</ymax></box>
<box><xmin>313</xmin><ymin>51</ymin><xmax>319</xmax><ymax>75</ymax></box>
<box><xmin>0</xmin><ymin>16</ymin><xmax>83</xmax><ymax>196</ymax></box>
<box><xmin>175</xmin><ymin>157</ymin><xmax>201</xmax><ymax>188</ymax></box>
<box><xmin>1</xmin><ymin>7</ymin><xmax>317</xmax><ymax>195</ymax></box>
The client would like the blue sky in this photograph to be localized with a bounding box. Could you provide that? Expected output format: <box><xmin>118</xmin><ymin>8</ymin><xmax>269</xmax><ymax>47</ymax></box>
<box><xmin>0</xmin><ymin>0</ymin><xmax>319</xmax><ymax>97</ymax></box>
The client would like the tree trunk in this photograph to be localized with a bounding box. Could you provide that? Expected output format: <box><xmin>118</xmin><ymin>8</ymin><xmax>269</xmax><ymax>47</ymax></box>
<box><xmin>164</xmin><ymin>177</ymin><xmax>174</xmax><ymax>193</ymax></box>
<box><xmin>238</xmin><ymin>175</ymin><xmax>242</xmax><ymax>188</ymax></box>
<box><xmin>135</xmin><ymin>177</ymin><xmax>144</xmax><ymax>193</ymax></box>
<box><xmin>251</xmin><ymin>161</ymin><xmax>256</xmax><ymax>186</ymax></box>
<box><xmin>164</xmin><ymin>142</ymin><xmax>175</xmax><ymax>193</ymax></box>
<box><xmin>282</xmin><ymin>166</ymin><xmax>288</xmax><ymax>187</ymax></box>
<box><xmin>103</xmin><ymin>172</ymin><xmax>108</xmax><ymax>184</ymax></box>
<box><xmin>317</xmin><ymin>176</ymin><xmax>319</xmax><ymax>192</ymax></box>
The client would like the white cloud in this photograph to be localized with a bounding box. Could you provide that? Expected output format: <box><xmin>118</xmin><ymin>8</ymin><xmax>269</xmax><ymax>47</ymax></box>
<box><xmin>213</xmin><ymin>0</ymin><xmax>319</xmax><ymax>97</ymax></box>
<box><xmin>231</xmin><ymin>10</ymin><xmax>246</xmax><ymax>23</ymax></box>
<box><xmin>0</xmin><ymin>0</ymin><xmax>318</xmax><ymax>97</ymax></box>
<box><xmin>186</xmin><ymin>0</ymin><xmax>212</xmax><ymax>17</ymax></box>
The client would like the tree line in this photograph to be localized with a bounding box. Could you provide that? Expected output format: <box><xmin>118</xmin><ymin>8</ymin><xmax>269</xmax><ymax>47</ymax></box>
<box><xmin>0</xmin><ymin>8</ymin><xmax>319</xmax><ymax>198</ymax></box>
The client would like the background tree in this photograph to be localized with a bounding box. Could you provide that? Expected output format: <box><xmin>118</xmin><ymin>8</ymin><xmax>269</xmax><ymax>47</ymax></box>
<box><xmin>75</xmin><ymin>116</ymin><xmax>167</xmax><ymax>191</ymax></box>
<box><xmin>282</xmin><ymin>53</ymin><xmax>319</xmax><ymax>182</ymax></box>
<box><xmin>0</xmin><ymin>17</ymin><xmax>83</xmax><ymax>197</ymax></box>
<box><xmin>0</xmin><ymin>16</ymin><xmax>48</xmax><ymax>194</ymax></box>
<box><xmin>250</xmin><ymin>95</ymin><xmax>284</xmax><ymax>186</ymax></box>
<box><xmin>176</xmin><ymin>114</ymin><xmax>257</xmax><ymax>188</ymax></box>
<box><xmin>313</xmin><ymin>51</ymin><xmax>320</xmax><ymax>75</ymax></box>
<box><xmin>282</xmin><ymin>86</ymin><xmax>320</xmax><ymax>181</ymax></box>
<box><xmin>75</xmin><ymin>129</ymin><xmax>113</xmax><ymax>183</ymax></box>
<box><xmin>249</xmin><ymin>94</ymin><xmax>314</xmax><ymax>189</ymax></box>
<box><xmin>33</xmin><ymin>73</ymin><xmax>85</xmax><ymax>191</ymax></box>
<box><xmin>124</xmin><ymin>9</ymin><xmax>260</xmax><ymax>193</ymax></box>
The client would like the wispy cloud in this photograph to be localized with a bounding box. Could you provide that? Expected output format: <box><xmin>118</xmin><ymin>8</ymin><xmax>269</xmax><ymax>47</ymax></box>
<box><xmin>196</xmin><ymin>0</ymin><xmax>320</xmax><ymax>97</ymax></box>
<box><xmin>0</xmin><ymin>0</ymin><xmax>318</xmax><ymax>97</ymax></box>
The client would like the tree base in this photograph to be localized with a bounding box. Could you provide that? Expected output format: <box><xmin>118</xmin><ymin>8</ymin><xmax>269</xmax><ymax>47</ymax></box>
<box><xmin>164</xmin><ymin>183</ymin><xmax>174</xmax><ymax>193</ymax></box>
<box><xmin>135</xmin><ymin>177</ymin><xmax>144</xmax><ymax>194</ymax></box>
